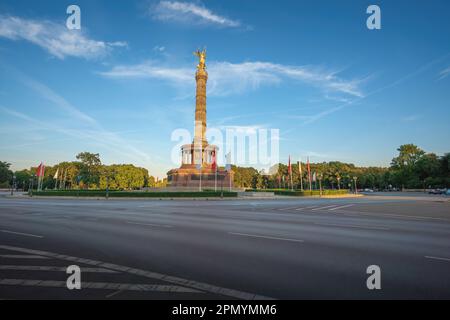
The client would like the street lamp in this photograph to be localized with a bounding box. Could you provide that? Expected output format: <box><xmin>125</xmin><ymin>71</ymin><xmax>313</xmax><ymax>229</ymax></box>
<box><xmin>11</xmin><ymin>175</ymin><xmax>16</xmax><ymax>196</ymax></box>
<box><xmin>196</xmin><ymin>163</ymin><xmax>202</xmax><ymax>192</ymax></box>
<box><xmin>353</xmin><ymin>176</ymin><xmax>358</xmax><ymax>194</ymax></box>
<box><xmin>318</xmin><ymin>173</ymin><xmax>323</xmax><ymax>197</ymax></box>
<box><xmin>106</xmin><ymin>175</ymin><xmax>110</xmax><ymax>199</ymax></box>
<box><xmin>76</xmin><ymin>175</ymin><xmax>82</xmax><ymax>198</ymax></box>
<box><xmin>29</xmin><ymin>175</ymin><xmax>35</xmax><ymax>197</ymax></box>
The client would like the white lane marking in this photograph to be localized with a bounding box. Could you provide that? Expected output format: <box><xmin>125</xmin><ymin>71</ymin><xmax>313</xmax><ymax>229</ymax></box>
<box><xmin>0</xmin><ymin>279</ymin><xmax>201</xmax><ymax>293</ymax></box>
<box><xmin>1</xmin><ymin>230</ymin><xmax>43</xmax><ymax>238</ymax></box>
<box><xmin>333</xmin><ymin>210</ymin><xmax>450</xmax><ymax>222</ymax></box>
<box><xmin>229</xmin><ymin>232</ymin><xmax>304</xmax><ymax>243</ymax></box>
<box><xmin>0</xmin><ymin>245</ymin><xmax>272</xmax><ymax>300</ymax></box>
<box><xmin>314</xmin><ymin>222</ymin><xmax>390</xmax><ymax>231</ymax></box>
<box><xmin>125</xmin><ymin>221</ymin><xmax>172</xmax><ymax>228</ymax></box>
<box><xmin>425</xmin><ymin>256</ymin><xmax>450</xmax><ymax>262</ymax></box>
<box><xmin>311</xmin><ymin>205</ymin><xmax>340</xmax><ymax>211</ymax></box>
<box><xmin>105</xmin><ymin>290</ymin><xmax>123</xmax><ymax>298</ymax></box>
<box><xmin>0</xmin><ymin>254</ymin><xmax>49</xmax><ymax>259</ymax></box>
<box><xmin>277</xmin><ymin>207</ymin><xmax>299</xmax><ymax>211</ymax></box>
<box><xmin>295</xmin><ymin>206</ymin><xmax>318</xmax><ymax>211</ymax></box>
<box><xmin>328</xmin><ymin>204</ymin><xmax>355</xmax><ymax>211</ymax></box>
<box><xmin>0</xmin><ymin>265</ymin><xmax>118</xmax><ymax>273</ymax></box>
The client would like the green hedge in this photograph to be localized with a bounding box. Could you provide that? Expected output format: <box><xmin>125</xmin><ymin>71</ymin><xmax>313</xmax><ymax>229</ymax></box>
<box><xmin>246</xmin><ymin>189</ymin><xmax>349</xmax><ymax>196</ymax></box>
<box><xmin>32</xmin><ymin>190</ymin><xmax>237</xmax><ymax>198</ymax></box>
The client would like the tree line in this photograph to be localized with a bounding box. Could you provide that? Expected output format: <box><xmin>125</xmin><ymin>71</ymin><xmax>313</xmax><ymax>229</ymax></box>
<box><xmin>0</xmin><ymin>152</ymin><xmax>167</xmax><ymax>191</ymax></box>
<box><xmin>231</xmin><ymin>144</ymin><xmax>449</xmax><ymax>190</ymax></box>
<box><xmin>0</xmin><ymin>145</ymin><xmax>448</xmax><ymax>191</ymax></box>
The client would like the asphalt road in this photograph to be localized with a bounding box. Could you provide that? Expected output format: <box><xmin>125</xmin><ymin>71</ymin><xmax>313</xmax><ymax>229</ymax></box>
<box><xmin>0</xmin><ymin>193</ymin><xmax>449</xmax><ymax>299</ymax></box>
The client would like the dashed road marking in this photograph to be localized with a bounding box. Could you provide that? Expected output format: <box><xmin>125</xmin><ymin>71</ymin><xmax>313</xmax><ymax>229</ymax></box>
<box><xmin>328</xmin><ymin>204</ymin><xmax>355</xmax><ymax>211</ymax></box>
<box><xmin>0</xmin><ymin>279</ymin><xmax>201</xmax><ymax>293</ymax></box>
<box><xmin>0</xmin><ymin>254</ymin><xmax>49</xmax><ymax>259</ymax></box>
<box><xmin>0</xmin><ymin>265</ymin><xmax>118</xmax><ymax>273</ymax></box>
<box><xmin>0</xmin><ymin>245</ymin><xmax>272</xmax><ymax>300</ymax></box>
<box><xmin>1</xmin><ymin>230</ymin><xmax>43</xmax><ymax>238</ymax></box>
<box><xmin>125</xmin><ymin>221</ymin><xmax>173</xmax><ymax>228</ymax></box>
<box><xmin>425</xmin><ymin>256</ymin><xmax>450</xmax><ymax>262</ymax></box>
<box><xmin>277</xmin><ymin>207</ymin><xmax>299</xmax><ymax>211</ymax></box>
<box><xmin>311</xmin><ymin>205</ymin><xmax>340</xmax><ymax>211</ymax></box>
<box><xmin>229</xmin><ymin>232</ymin><xmax>304</xmax><ymax>243</ymax></box>
<box><xmin>105</xmin><ymin>290</ymin><xmax>123</xmax><ymax>298</ymax></box>
<box><xmin>295</xmin><ymin>206</ymin><xmax>318</xmax><ymax>211</ymax></box>
<box><xmin>314</xmin><ymin>222</ymin><xmax>390</xmax><ymax>231</ymax></box>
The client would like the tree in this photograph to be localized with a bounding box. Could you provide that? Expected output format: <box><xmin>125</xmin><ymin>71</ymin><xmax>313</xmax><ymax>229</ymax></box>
<box><xmin>416</xmin><ymin>153</ymin><xmax>441</xmax><ymax>189</ymax></box>
<box><xmin>76</xmin><ymin>152</ymin><xmax>101</xmax><ymax>189</ymax></box>
<box><xmin>14</xmin><ymin>170</ymin><xmax>32</xmax><ymax>190</ymax></box>
<box><xmin>391</xmin><ymin>144</ymin><xmax>426</xmax><ymax>168</ymax></box>
<box><xmin>390</xmin><ymin>144</ymin><xmax>426</xmax><ymax>189</ymax></box>
<box><xmin>0</xmin><ymin>161</ymin><xmax>13</xmax><ymax>188</ymax></box>
<box><xmin>0</xmin><ymin>161</ymin><xmax>12</xmax><ymax>181</ymax></box>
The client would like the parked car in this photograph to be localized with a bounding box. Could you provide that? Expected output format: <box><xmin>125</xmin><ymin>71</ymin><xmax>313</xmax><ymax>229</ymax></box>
<box><xmin>429</xmin><ymin>189</ymin><xmax>445</xmax><ymax>195</ymax></box>
<box><xmin>363</xmin><ymin>188</ymin><xmax>374</xmax><ymax>192</ymax></box>
<box><xmin>446</xmin><ymin>189</ymin><xmax>450</xmax><ymax>196</ymax></box>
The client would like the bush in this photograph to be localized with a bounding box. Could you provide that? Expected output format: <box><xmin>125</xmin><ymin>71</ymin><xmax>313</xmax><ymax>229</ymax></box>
<box><xmin>32</xmin><ymin>190</ymin><xmax>238</xmax><ymax>198</ymax></box>
<box><xmin>276</xmin><ymin>189</ymin><xmax>349</xmax><ymax>196</ymax></box>
<box><xmin>0</xmin><ymin>181</ymin><xmax>10</xmax><ymax>188</ymax></box>
<box><xmin>246</xmin><ymin>189</ymin><xmax>349</xmax><ymax>196</ymax></box>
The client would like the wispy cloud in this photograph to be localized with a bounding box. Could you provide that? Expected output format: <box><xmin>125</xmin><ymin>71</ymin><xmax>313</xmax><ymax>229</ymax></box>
<box><xmin>152</xmin><ymin>1</ymin><xmax>240</xmax><ymax>28</ymax></box>
<box><xmin>0</xmin><ymin>15</ymin><xmax>126</xmax><ymax>59</ymax></box>
<box><xmin>208</xmin><ymin>62</ymin><xmax>364</xmax><ymax>97</ymax></box>
<box><xmin>0</xmin><ymin>70</ymin><xmax>153</xmax><ymax>167</ymax></box>
<box><xmin>99</xmin><ymin>61</ymin><xmax>192</xmax><ymax>83</ymax></box>
<box><xmin>401</xmin><ymin>114</ymin><xmax>421</xmax><ymax>122</ymax></box>
<box><xmin>438</xmin><ymin>66</ymin><xmax>450</xmax><ymax>80</ymax></box>
<box><xmin>153</xmin><ymin>45</ymin><xmax>166</xmax><ymax>52</ymax></box>
<box><xmin>99</xmin><ymin>60</ymin><xmax>365</xmax><ymax>98</ymax></box>
<box><xmin>20</xmin><ymin>75</ymin><xmax>97</xmax><ymax>125</ymax></box>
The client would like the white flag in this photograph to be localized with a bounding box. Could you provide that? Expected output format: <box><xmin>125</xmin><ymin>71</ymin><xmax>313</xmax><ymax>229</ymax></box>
<box><xmin>225</xmin><ymin>152</ymin><xmax>232</xmax><ymax>171</ymax></box>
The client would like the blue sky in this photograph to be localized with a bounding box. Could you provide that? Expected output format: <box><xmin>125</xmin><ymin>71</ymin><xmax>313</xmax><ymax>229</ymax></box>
<box><xmin>0</xmin><ymin>0</ymin><xmax>449</xmax><ymax>178</ymax></box>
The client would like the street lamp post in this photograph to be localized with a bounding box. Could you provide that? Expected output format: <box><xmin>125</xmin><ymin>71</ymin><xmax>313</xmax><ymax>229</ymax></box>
<box><xmin>29</xmin><ymin>175</ymin><xmax>35</xmax><ymax>197</ymax></box>
<box><xmin>106</xmin><ymin>176</ymin><xmax>109</xmax><ymax>199</ymax></box>
<box><xmin>353</xmin><ymin>176</ymin><xmax>358</xmax><ymax>194</ymax></box>
<box><xmin>221</xmin><ymin>173</ymin><xmax>224</xmax><ymax>199</ymax></box>
<box><xmin>11</xmin><ymin>175</ymin><xmax>16</xmax><ymax>196</ymax></box>
<box><xmin>196</xmin><ymin>164</ymin><xmax>202</xmax><ymax>192</ymax></box>
<box><xmin>318</xmin><ymin>173</ymin><xmax>323</xmax><ymax>197</ymax></box>
<box><xmin>76</xmin><ymin>175</ymin><xmax>82</xmax><ymax>198</ymax></box>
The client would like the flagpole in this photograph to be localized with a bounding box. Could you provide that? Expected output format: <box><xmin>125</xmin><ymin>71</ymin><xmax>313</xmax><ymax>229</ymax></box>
<box><xmin>62</xmin><ymin>169</ymin><xmax>66</xmax><ymax>190</ymax></box>
<box><xmin>299</xmin><ymin>160</ymin><xmax>304</xmax><ymax>191</ymax></box>
<box><xmin>37</xmin><ymin>163</ymin><xmax>42</xmax><ymax>191</ymax></box>
<box><xmin>62</xmin><ymin>169</ymin><xmax>64</xmax><ymax>190</ymax></box>
<box><xmin>41</xmin><ymin>165</ymin><xmax>45</xmax><ymax>191</ymax></box>
<box><xmin>225</xmin><ymin>152</ymin><xmax>232</xmax><ymax>192</ymax></box>
<box><xmin>307</xmin><ymin>157</ymin><xmax>312</xmax><ymax>192</ymax></box>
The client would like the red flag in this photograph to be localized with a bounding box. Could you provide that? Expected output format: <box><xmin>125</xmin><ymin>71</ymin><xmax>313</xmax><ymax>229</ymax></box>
<box><xmin>211</xmin><ymin>151</ymin><xmax>217</xmax><ymax>171</ymax></box>
<box><xmin>36</xmin><ymin>163</ymin><xmax>45</xmax><ymax>177</ymax></box>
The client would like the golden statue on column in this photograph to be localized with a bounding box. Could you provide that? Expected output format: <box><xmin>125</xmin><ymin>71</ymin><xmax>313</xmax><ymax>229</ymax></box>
<box><xmin>167</xmin><ymin>49</ymin><xmax>234</xmax><ymax>189</ymax></box>
<box><xmin>194</xmin><ymin>49</ymin><xmax>207</xmax><ymax>70</ymax></box>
